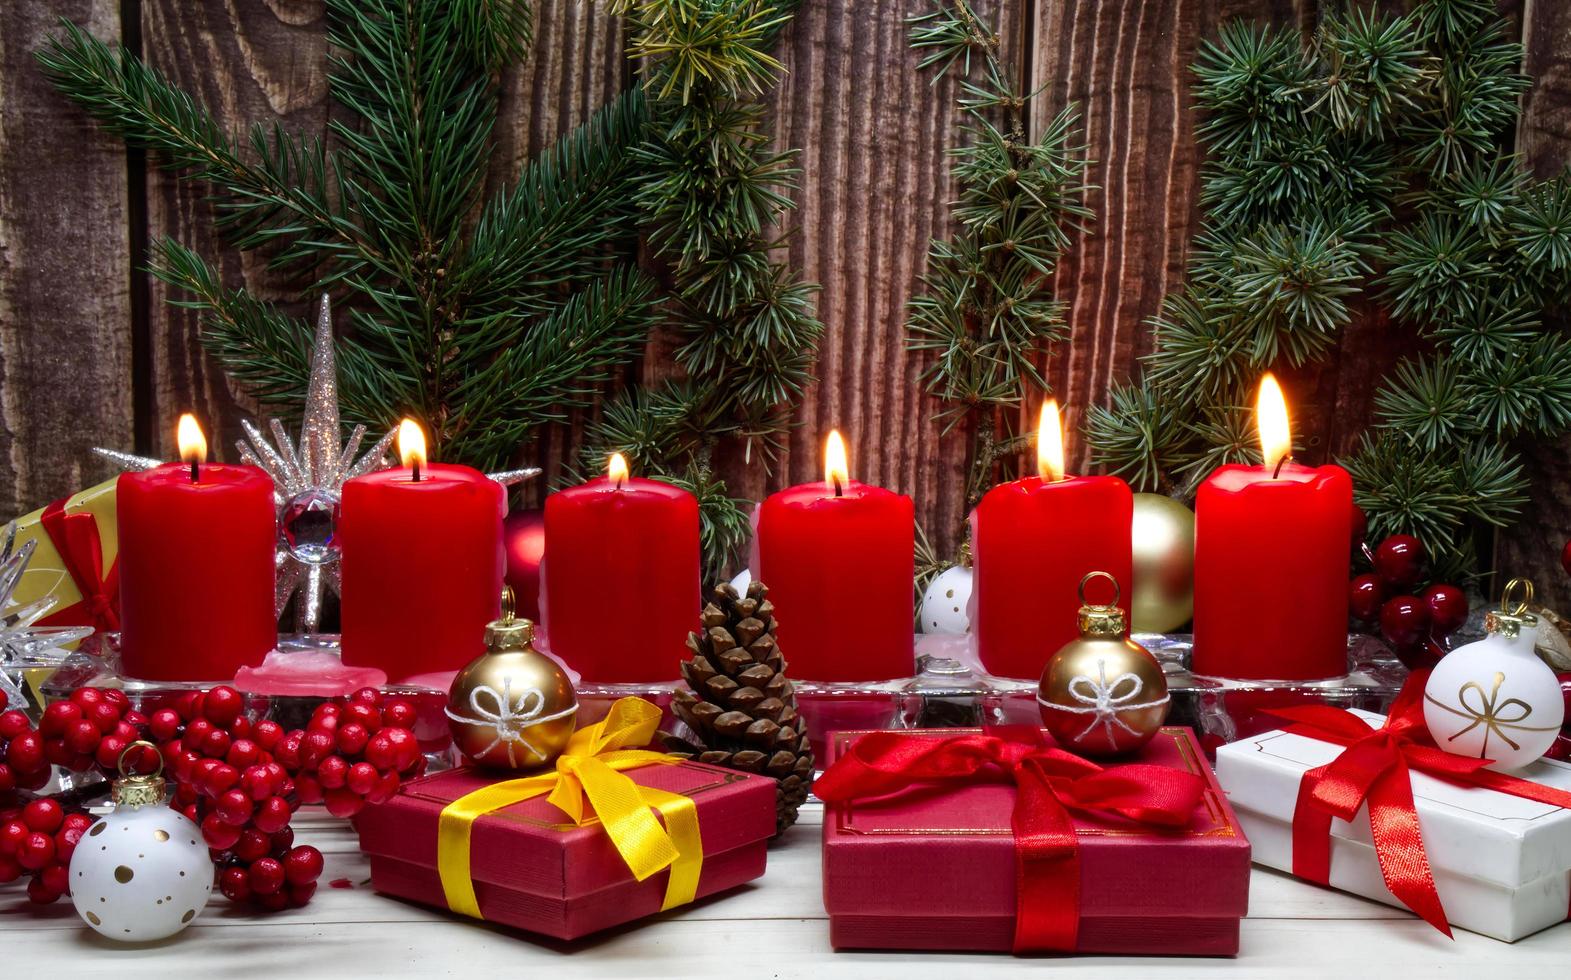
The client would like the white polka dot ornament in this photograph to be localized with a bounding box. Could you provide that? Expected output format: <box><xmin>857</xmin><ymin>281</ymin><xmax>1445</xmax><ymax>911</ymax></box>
<box><xmin>920</xmin><ymin>563</ymin><xmax>974</xmax><ymax>635</ymax></box>
<box><xmin>70</xmin><ymin>741</ymin><xmax>212</xmax><ymax>942</ymax></box>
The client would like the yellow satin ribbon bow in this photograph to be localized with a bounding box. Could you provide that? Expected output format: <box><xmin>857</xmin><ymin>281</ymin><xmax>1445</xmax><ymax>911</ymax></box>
<box><xmin>436</xmin><ymin>697</ymin><xmax>703</xmax><ymax>920</ymax></box>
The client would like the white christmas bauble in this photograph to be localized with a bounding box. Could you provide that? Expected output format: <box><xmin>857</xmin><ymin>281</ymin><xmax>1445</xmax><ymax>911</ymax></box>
<box><xmin>1423</xmin><ymin>615</ymin><xmax>1565</xmax><ymax>771</ymax></box>
<box><xmin>920</xmin><ymin>565</ymin><xmax>974</xmax><ymax>635</ymax></box>
<box><xmin>69</xmin><ymin>802</ymin><xmax>212</xmax><ymax>941</ymax></box>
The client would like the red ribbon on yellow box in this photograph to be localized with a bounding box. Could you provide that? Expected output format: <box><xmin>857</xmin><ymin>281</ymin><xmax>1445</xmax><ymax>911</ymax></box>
<box><xmin>1269</xmin><ymin>672</ymin><xmax>1571</xmax><ymax>937</ymax></box>
<box><xmin>13</xmin><ymin>478</ymin><xmax>121</xmax><ymax>633</ymax></box>
<box><xmin>813</xmin><ymin>727</ymin><xmax>1206</xmax><ymax>954</ymax></box>
<box><xmin>435</xmin><ymin>697</ymin><xmax>702</xmax><ymax>920</ymax></box>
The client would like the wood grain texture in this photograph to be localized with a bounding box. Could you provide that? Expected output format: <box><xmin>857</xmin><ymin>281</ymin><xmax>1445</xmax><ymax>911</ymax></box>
<box><xmin>491</xmin><ymin>0</ymin><xmax>626</xmax><ymax>506</ymax></box>
<box><xmin>0</xmin><ymin>2</ymin><xmax>131</xmax><ymax>516</ymax></box>
<box><xmin>757</xmin><ymin>0</ymin><xmax>1025</xmax><ymax>554</ymax></box>
<box><xmin>138</xmin><ymin>0</ymin><xmax>328</xmax><ymax>462</ymax></box>
<box><xmin>1498</xmin><ymin>0</ymin><xmax>1571</xmax><ymax>608</ymax></box>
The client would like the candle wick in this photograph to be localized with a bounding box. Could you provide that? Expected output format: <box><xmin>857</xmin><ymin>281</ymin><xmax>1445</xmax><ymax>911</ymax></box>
<box><xmin>190</xmin><ymin>460</ymin><xmax>200</xmax><ymax>484</ymax></box>
<box><xmin>832</xmin><ymin>476</ymin><xmax>844</xmax><ymax>498</ymax></box>
<box><xmin>1272</xmin><ymin>455</ymin><xmax>1290</xmax><ymax>479</ymax></box>
<box><xmin>411</xmin><ymin>460</ymin><xmax>422</xmax><ymax>483</ymax></box>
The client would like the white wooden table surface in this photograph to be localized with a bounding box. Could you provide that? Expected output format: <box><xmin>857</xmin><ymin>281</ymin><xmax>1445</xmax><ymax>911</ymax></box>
<box><xmin>2</xmin><ymin>804</ymin><xmax>1566</xmax><ymax>977</ymax></box>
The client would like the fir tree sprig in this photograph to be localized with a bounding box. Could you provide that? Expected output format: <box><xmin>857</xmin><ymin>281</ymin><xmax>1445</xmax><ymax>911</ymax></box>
<box><xmin>1087</xmin><ymin>0</ymin><xmax>1571</xmax><ymax>574</ymax></box>
<box><xmin>904</xmin><ymin>0</ymin><xmax>1092</xmax><ymax>529</ymax></box>
<box><xmin>37</xmin><ymin>0</ymin><xmax>657</xmax><ymax>472</ymax></box>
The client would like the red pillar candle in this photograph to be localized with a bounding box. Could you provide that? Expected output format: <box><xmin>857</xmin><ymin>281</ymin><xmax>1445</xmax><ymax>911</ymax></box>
<box><xmin>974</xmin><ymin>401</ymin><xmax>1132</xmax><ymax>679</ymax></box>
<box><xmin>1192</xmin><ymin>375</ymin><xmax>1352</xmax><ymax>681</ymax></box>
<box><xmin>757</xmin><ymin>431</ymin><xmax>914</xmax><ymax>682</ymax></box>
<box><xmin>117</xmin><ymin>414</ymin><xmax>277</xmax><ymax>681</ymax></box>
<box><xmin>540</xmin><ymin>453</ymin><xmax>700</xmax><ymax>682</ymax></box>
<box><xmin>339</xmin><ymin>420</ymin><xmax>504</xmax><ymax>681</ymax></box>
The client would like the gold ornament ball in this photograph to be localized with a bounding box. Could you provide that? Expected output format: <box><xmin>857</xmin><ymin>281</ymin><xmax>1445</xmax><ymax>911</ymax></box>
<box><xmin>1130</xmin><ymin>492</ymin><xmax>1195</xmax><ymax>633</ymax></box>
<box><xmin>447</xmin><ymin>611</ymin><xmax>578</xmax><ymax>771</ymax></box>
<box><xmin>1038</xmin><ymin>572</ymin><xmax>1171</xmax><ymax>757</ymax></box>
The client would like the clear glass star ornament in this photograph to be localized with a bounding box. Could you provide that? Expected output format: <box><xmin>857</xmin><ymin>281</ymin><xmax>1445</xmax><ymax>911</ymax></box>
<box><xmin>0</xmin><ymin>524</ymin><xmax>95</xmax><ymax>683</ymax></box>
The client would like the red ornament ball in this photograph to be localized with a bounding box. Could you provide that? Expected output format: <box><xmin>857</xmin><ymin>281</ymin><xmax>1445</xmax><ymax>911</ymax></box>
<box><xmin>1373</xmin><ymin>535</ymin><xmax>1428</xmax><ymax>590</ymax></box>
<box><xmin>502</xmin><ymin>508</ymin><xmax>545</xmax><ymax>622</ymax></box>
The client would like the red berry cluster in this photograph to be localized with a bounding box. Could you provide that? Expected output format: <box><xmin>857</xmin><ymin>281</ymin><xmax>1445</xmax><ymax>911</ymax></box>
<box><xmin>278</xmin><ymin>688</ymin><xmax>424</xmax><ymax>819</ymax></box>
<box><xmin>0</xmin><ymin>709</ymin><xmax>51</xmax><ymax>800</ymax></box>
<box><xmin>149</xmin><ymin>686</ymin><xmax>324</xmax><ymax>912</ymax></box>
<box><xmin>1551</xmin><ymin>673</ymin><xmax>1571</xmax><ymax>762</ymax></box>
<box><xmin>1349</xmin><ymin>534</ymin><xmax>1469</xmax><ymax>669</ymax></box>
<box><xmin>0</xmin><ymin>798</ymin><xmax>93</xmax><ymax>903</ymax></box>
<box><xmin>39</xmin><ymin>687</ymin><xmax>148</xmax><ymax>774</ymax></box>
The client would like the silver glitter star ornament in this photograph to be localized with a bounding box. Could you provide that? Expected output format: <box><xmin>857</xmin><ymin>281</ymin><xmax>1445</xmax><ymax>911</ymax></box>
<box><xmin>0</xmin><ymin>524</ymin><xmax>95</xmax><ymax>708</ymax></box>
<box><xmin>237</xmin><ymin>295</ymin><xmax>397</xmax><ymax>632</ymax></box>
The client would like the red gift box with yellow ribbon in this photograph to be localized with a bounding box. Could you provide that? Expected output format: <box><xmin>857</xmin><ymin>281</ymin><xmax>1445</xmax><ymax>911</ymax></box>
<box><xmin>354</xmin><ymin>698</ymin><xmax>777</xmax><ymax>940</ymax></box>
<box><xmin>818</xmin><ymin>726</ymin><xmax>1252</xmax><ymax>955</ymax></box>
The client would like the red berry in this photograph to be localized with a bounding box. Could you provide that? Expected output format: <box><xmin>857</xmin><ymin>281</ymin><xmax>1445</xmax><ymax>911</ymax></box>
<box><xmin>89</xmin><ymin>700</ymin><xmax>122</xmax><ymax>734</ymax></box>
<box><xmin>1422</xmin><ymin>584</ymin><xmax>1469</xmax><ymax>636</ymax></box>
<box><xmin>233</xmin><ymin>828</ymin><xmax>271</xmax><ymax>863</ymax></box>
<box><xmin>95</xmin><ymin>735</ymin><xmax>131</xmax><ymax>773</ymax></box>
<box><xmin>294</xmin><ymin>774</ymin><xmax>323</xmax><ymax>805</ymax></box>
<box><xmin>39</xmin><ymin>700</ymin><xmax>83</xmax><ymax>737</ymax></box>
<box><xmin>288</xmin><ymin>881</ymin><xmax>317</xmax><ymax>908</ymax></box>
<box><xmin>219</xmin><ymin>865</ymin><xmax>251</xmax><ymax>902</ymax></box>
<box><xmin>149</xmin><ymin>708</ymin><xmax>183</xmax><ymax>740</ymax></box>
<box><xmin>200</xmin><ymin>728</ymin><xmax>232</xmax><ymax>760</ymax></box>
<box><xmin>1349</xmin><ymin>573</ymin><xmax>1385</xmax><ymax>624</ymax></box>
<box><xmin>1380</xmin><ymin>595</ymin><xmax>1431</xmax><ymax>648</ymax></box>
<box><xmin>256</xmin><ymin>888</ymin><xmax>290</xmax><ymax>912</ymax></box>
<box><xmin>69</xmin><ymin>687</ymin><xmax>103</xmax><ymax>710</ymax></box>
<box><xmin>17</xmin><ymin>831</ymin><xmax>55</xmax><ymax>870</ymax></box>
<box><xmin>366</xmin><ymin>771</ymin><xmax>401</xmax><ymax>805</ymax></box>
<box><xmin>1373</xmin><ymin>534</ymin><xmax>1427</xmax><ymax>590</ymax></box>
<box><xmin>1394</xmin><ymin>637</ymin><xmax>1446</xmax><ymax>672</ymax></box>
<box><xmin>183</xmin><ymin>717</ymin><xmax>215</xmax><ymax>751</ymax></box>
<box><xmin>205</xmin><ymin>762</ymin><xmax>241</xmax><ymax>796</ymax></box>
<box><xmin>203</xmin><ymin>686</ymin><xmax>245</xmax><ymax>728</ymax></box>
<box><xmin>44</xmin><ymin>739</ymin><xmax>73</xmax><ymax>768</ymax></box>
<box><xmin>21</xmin><ymin>798</ymin><xmax>63</xmax><ymax>834</ymax></box>
<box><xmin>253</xmin><ymin>796</ymin><xmax>292</xmax><ymax>835</ymax></box>
<box><xmin>0</xmin><ymin>855</ymin><xmax>20</xmax><ymax>883</ymax></box>
<box><xmin>283</xmin><ymin>844</ymin><xmax>324</xmax><ymax>885</ymax></box>
<box><xmin>275</xmin><ymin>731</ymin><xmax>303</xmax><ymax>770</ymax></box>
<box><xmin>302</xmin><ymin>730</ymin><xmax>336</xmax><ymax>769</ymax></box>
<box><xmin>0</xmin><ymin>818</ymin><xmax>28</xmax><ymax>856</ymax></box>
<box><xmin>336</xmin><ymin>723</ymin><xmax>369</xmax><ymax>757</ymax></box>
<box><xmin>111</xmin><ymin>719</ymin><xmax>141</xmax><ymax>744</ymax></box>
<box><xmin>226</xmin><ymin>739</ymin><xmax>260</xmax><ymax>770</ymax></box>
<box><xmin>249</xmin><ymin>856</ymin><xmax>285</xmax><ymax>895</ymax></box>
<box><xmin>346</xmin><ymin>761</ymin><xmax>377</xmax><ymax>796</ymax></box>
<box><xmin>0</xmin><ymin>764</ymin><xmax>13</xmax><ymax>795</ymax></box>
<box><xmin>382</xmin><ymin>701</ymin><xmax>417</xmax><ymax>731</ymax></box>
<box><xmin>1546</xmin><ymin>731</ymin><xmax>1571</xmax><ymax>763</ymax></box>
<box><xmin>229</xmin><ymin>717</ymin><xmax>253</xmax><ymax>741</ymax></box>
<box><xmin>16</xmin><ymin>767</ymin><xmax>48</xmax><ymax>791</ymax></box>
<box><xmin>349</xmin><ymin>687</ymin><xmax>381</xmax><ymax>706</ymax></box>
<box><xmin>323</xmin><ymin>788</ymin><xmax>363</xmax><ymax>818</ymax></box>
<box><xmin>201</xmin><ymin>814</ymin><xmax>242</xmax><ymax>851</ymax></box>
<box><xmin>216</xmin><ymin>789</ymin><xmax>254</xmax><ymax>827</ymax></box>
<box><xmin>317</xmin><ymin>755</ymin><xmax>349</xmax><ymax>790</ymax></box>
<box><xmin>63</xmin><ymin>718</ymin><xmax>101</xmax><ymax>755</ymax></box>
<box><xmin>0</xmin><ymin>710</ymin><xmax>31</xmax><ymax>740</ymax></box>
<box><xmin>39</xmin><ymin>862</ymin><xmax>69</xmax><ymax>896</ymax></box>
<box><xmin>7</xmin><ymin>731</ymin><xmax>45</xmax><ymax>773</ymax></box>
<box><xmin>1350</xmin><ymin>503</ymin><xmax>1367</xmax><ymax>547</ymax></box>
<box><xmin>342</xmin><ymin>703</ymin><xmax>381</xmax><ymax>732</ymax></box>
<box><xmin>253</xmin><ymin>720</ymin><xmax>284</xmax><ymax>751</ymax></box>
<box><xmin>270</xmin><ymin>827</ymin><xmax>295</xmax><ymax>853</ymax></box>
<box><xmin>241</xmin><ymin>765</ymin><xmax>275</xmax><ymax>802</ymax></box>
<box><xmin>26</xmin><ymin>875</ymin><xmax>61</xmax><ymax>904</ymax></box>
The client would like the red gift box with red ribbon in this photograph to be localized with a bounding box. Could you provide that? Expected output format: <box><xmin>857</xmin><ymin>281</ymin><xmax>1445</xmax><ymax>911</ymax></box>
<box><xmin>818</xmin><ymin>726</ymin><xmax>1252</xmax><ymax>955</ymax></box>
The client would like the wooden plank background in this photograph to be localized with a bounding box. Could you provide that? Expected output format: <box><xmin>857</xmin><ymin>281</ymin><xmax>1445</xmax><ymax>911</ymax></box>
<box><xmin>2</xmin><ymin>0</ymin><xmax>1570</xmax><ymax>603</ymax></box>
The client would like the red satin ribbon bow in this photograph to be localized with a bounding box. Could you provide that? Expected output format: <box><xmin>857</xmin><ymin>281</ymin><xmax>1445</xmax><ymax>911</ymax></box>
<box><xmin>1270</xmin><ymin>672</ymin><xmax>1571</xmax><ymax>938</ymax></box>
<box><xmin>814</xmin><ymin>728</ymin><xmax>1205</xmax><ymax>953</ymax></box>
<box><xmin>35</xmin><ymin>498</ymin><xmax>120</xmax><ymax>632</ymax></box>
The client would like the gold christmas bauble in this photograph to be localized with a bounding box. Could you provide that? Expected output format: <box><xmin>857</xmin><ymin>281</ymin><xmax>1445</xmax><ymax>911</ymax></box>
<box><xmin>1038</xmin><ymin>572</ymin><xmax>1171</xmax><ymax>757</ymax></box>
<box><xmin>1130</xmin><ymin>492</ymin><xmax>1195</xmax><ymax>633</ymax></box>
<box><xmin>446</xmin><ymin>593</ymin><xmax>578</xmax><ymax>771</ymax></box>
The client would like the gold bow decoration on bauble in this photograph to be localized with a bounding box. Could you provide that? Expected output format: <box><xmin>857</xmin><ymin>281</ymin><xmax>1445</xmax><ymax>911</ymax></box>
<box><xmin>1424</xmin><ymin>672</ymin><xmax>1558</xmax><ymax>755</ymax></box>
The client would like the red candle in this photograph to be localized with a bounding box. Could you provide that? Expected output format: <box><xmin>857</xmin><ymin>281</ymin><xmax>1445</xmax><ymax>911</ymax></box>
<box><xmin>1192</xmin><ymin>375</ymin><xmax>1352</xmax><ymax>680</ymax></box>
<box><xmin>757</xmin><ymin>431</ymin><xmax>914</xmax><ymax>682</ymax></box>
<box><xmin>339</xmin><ymin>420</ymin><xmax>504</xmax><ymax>681</ymax></box>
<box><xmin>974</xmin><ymin>401</ymin><xmax>1132</xmax><ymax>679</ymax></box>
<box><xmin>540</xmin><ymin>454</ymin><xmax>700</xmax><ymax>682</ymax></box>
<box><xmin>117</xmin><ymin>414</ymin><xmax>276</xmax><ymax>681</ymax></box>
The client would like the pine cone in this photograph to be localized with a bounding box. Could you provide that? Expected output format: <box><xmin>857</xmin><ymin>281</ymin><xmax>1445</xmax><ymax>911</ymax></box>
<box><xmin>663</xmin><ymin>581</ymin><xmax>814</xmax><ymax>836</ymax></box>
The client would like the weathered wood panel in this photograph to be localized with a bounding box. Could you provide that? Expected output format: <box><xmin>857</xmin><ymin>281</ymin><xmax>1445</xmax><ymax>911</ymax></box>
<box><xmin>760</xmin><ymin>0</ymin><xmax>1025</xmax><ymax>555</ymax></box>
<box><xmin>1499</xmin><ymin>0</ymin><xmax>1571</xmax><ymax>608</ymax></box>
<box><xmin>0</xmin><ymin>2</ymin><xmax>131</xmax><ymax>515</ymax></box>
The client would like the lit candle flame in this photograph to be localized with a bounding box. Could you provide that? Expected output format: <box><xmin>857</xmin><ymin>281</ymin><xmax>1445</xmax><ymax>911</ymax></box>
<box><xmin>1037</xmin><ymin>400</ymin><xmax>1066</xmax><ymax>481</ymax></box>
<box><xmin>176</xmin><ymin>413</ymin><xmax>207</xmax><ymax>465</ymax></box>
<box><xmin>607</xmin><ymin>452</ymin><xmax>629</xmax><ymax>488</ymax></box>
<box><xmin>398</xmin><ymin>418</ymin><xmax>427</xmax><ymax>480</ymax></box>
<box><xmin>824</xmin><ymin>430</ymin><xmax>849</xmax><ymax>496</ymax></box>
<box><xmin>1257</xmin><ymin>373</ymin><xmax>1291</xmax><ymax>474</ymax></box>
<box><xmin>177</xmin><ymin>413</ymin><xmax>207</xmax><ymax>483</ymax></box>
